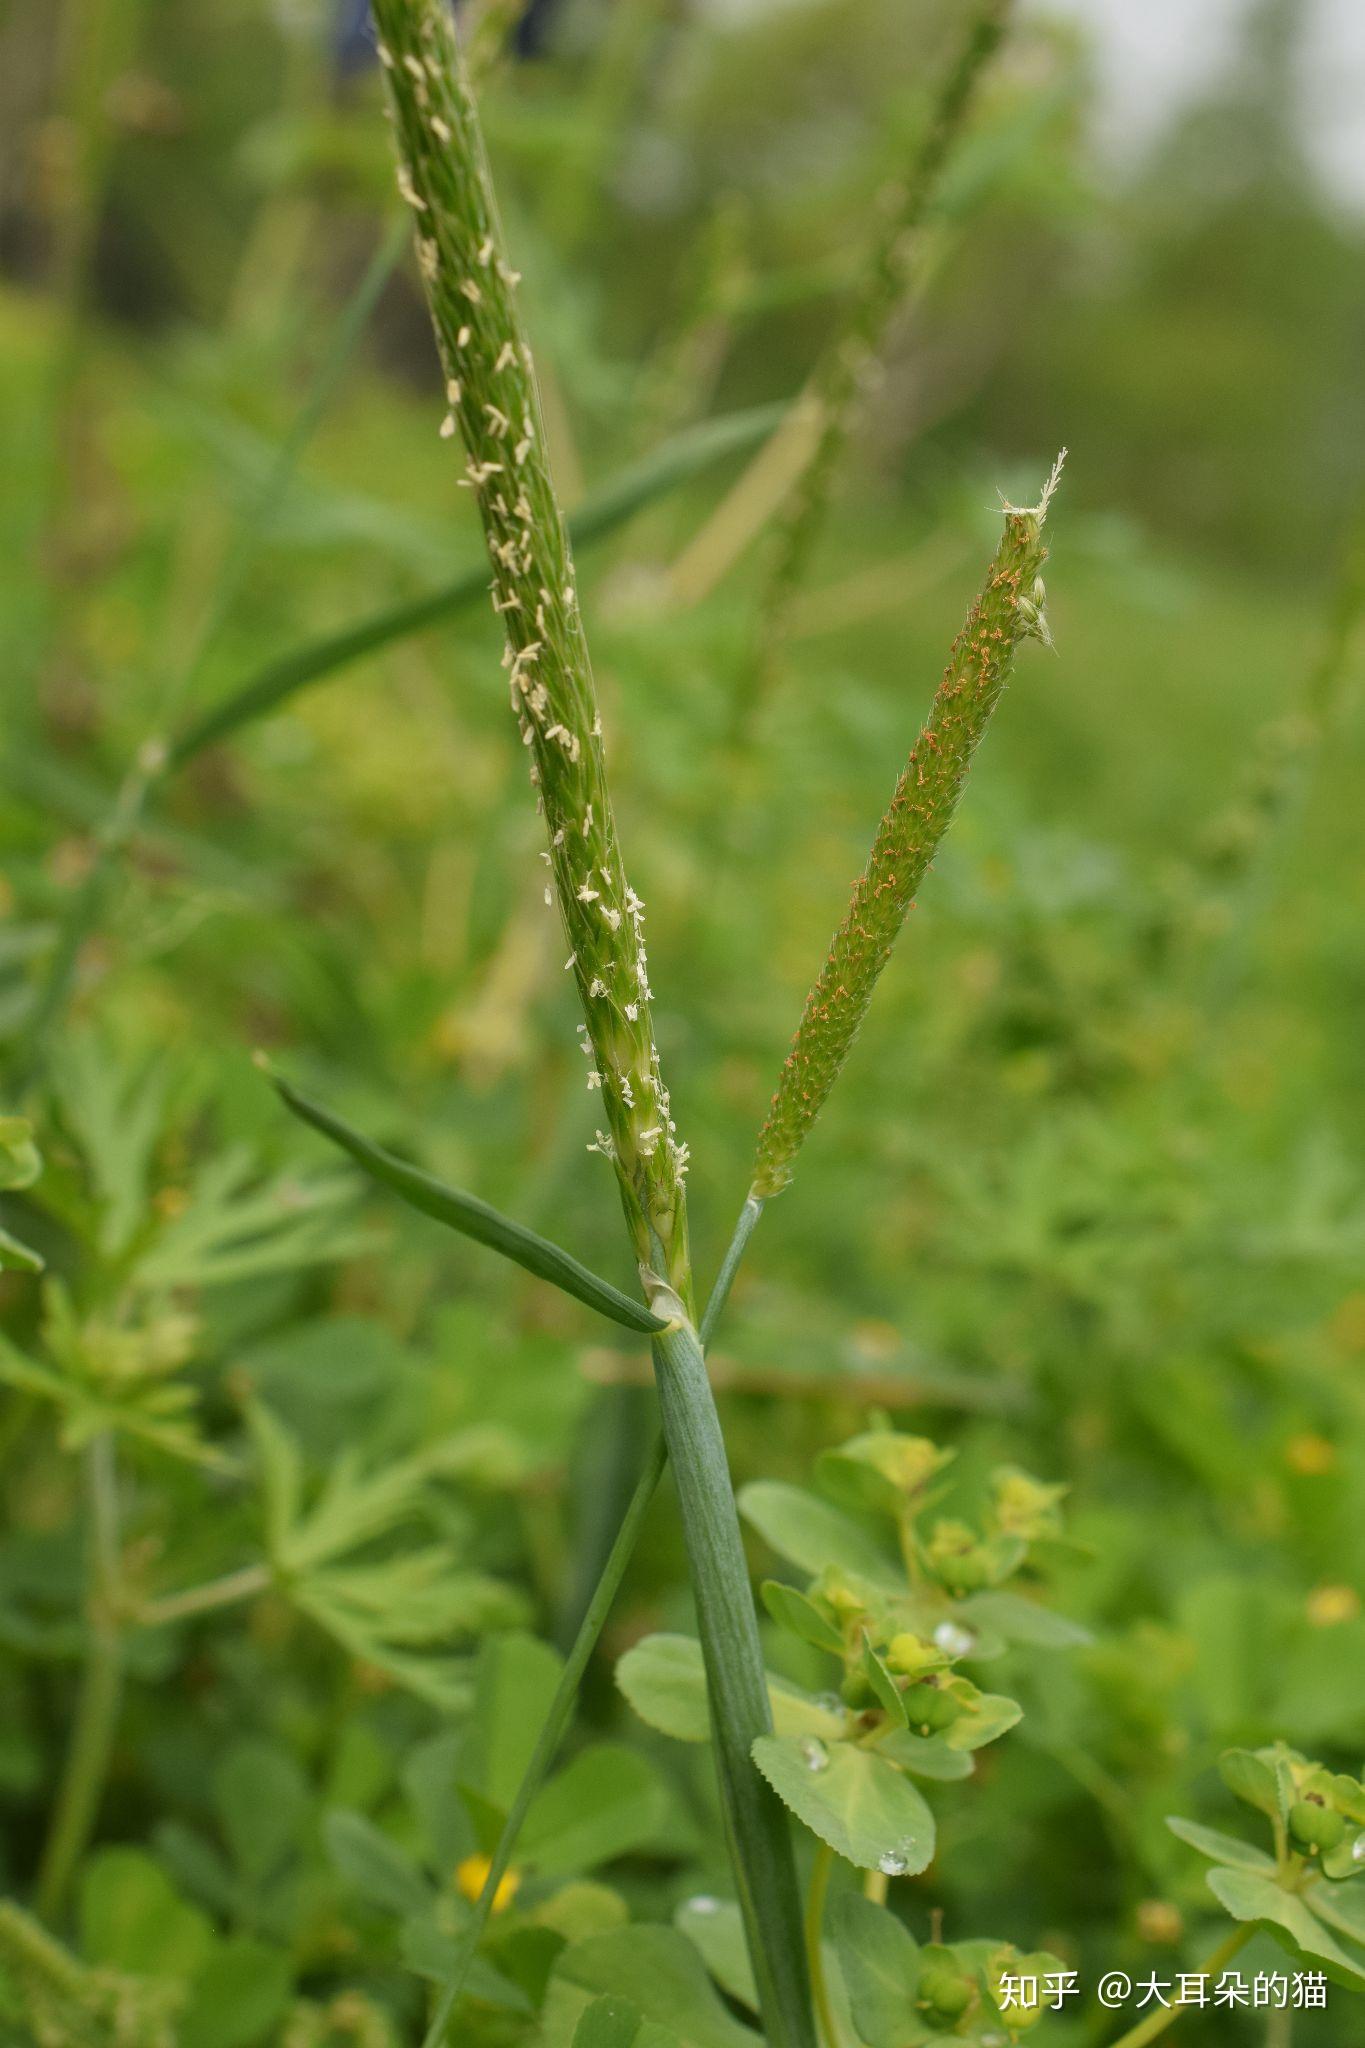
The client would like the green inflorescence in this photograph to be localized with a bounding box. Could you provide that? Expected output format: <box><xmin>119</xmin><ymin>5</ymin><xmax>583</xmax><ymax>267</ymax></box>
<box><xmin>371</xmin><ymin>0</ymin><xmax>690</xmax><ymax>1294</ymax></box>
<box><xmin>752</xmin><ymin>463</ymin><xmax>1062</xmax><ymax>1200</ymax></box>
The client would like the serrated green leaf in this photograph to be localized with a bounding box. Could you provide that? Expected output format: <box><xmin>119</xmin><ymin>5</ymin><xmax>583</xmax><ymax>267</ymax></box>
<box><xmin>1166</xmin><ymin>1815</ymin><xmax>1275</xmax><ymax>1873</ymax></box>
<box><xmin>751</xmin><ymin>1734</ymin><xmax>934</xmax><ymax>1874</ymax></box>
<box><xmin>739</xmin><ymin>1483</ymin><xmax>901</xmax><ymax>1587</ymax></box>
<box><xmin>541</xmin><ymin>1928</ymin><xmax>761</xmax><ymax>2048</ymax></box>
<box><xmin>1207</xmin><ymin>1868</ymin><xmax>1365</xmax><ymax>1992</ymax></box>
<box><xmin>830</xmin><ymin>1893</ymin><xmax>920</xmax><ymax>2048</ymax></box>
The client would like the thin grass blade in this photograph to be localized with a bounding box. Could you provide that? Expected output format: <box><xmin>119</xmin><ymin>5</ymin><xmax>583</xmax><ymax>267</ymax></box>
<box><xmin>269</xmin><ymin>1071</ymin><xmax>665</xmax><ymax>1336</ymax></box>
<box><xmin>167</xmin><ymin>403</ymin><xmax>781</xmax><ymax>770</ymax></box>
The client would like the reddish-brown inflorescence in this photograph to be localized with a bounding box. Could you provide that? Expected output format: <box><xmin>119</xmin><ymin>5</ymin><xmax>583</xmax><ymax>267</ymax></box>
<box><xmin>751</xmin><ymin>462</ymin><xmax>1063</xmax><ymax>1200</ymax></box>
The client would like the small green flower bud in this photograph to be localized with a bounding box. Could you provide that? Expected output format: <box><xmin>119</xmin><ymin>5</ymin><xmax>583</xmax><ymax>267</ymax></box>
<box><xmin>918</xmin><ymin>1962</ymin><xmax>976</xmax><ymax>2023</ymax></box>
<box><xmin>903</xmin><ymin>1677</ymin><xmax>961</xmax><ymax>1733</ymax></box>
<box><xmin>1290</xmin><ymin>1800</ymin><xmax>1346</xmax><ymax>1853</ymax></box>
<box><xmin>885</xmin><ymin>1632</ymin><xmax>945</xmax><ymax>1679</ymax></box>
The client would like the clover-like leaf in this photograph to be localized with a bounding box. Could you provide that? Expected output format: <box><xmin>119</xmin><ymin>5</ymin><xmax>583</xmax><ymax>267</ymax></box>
<box><xmin>541</xmin><ymin>1928</ymin><xmax>761</xmax><ymax>2048</ymax></box>
<box><xmin>831</xmin><ymin>1893</ymin><xmax>920</xmax><ymax>2048</ymax></box>
<box><xmin>751</xmin><ymin>1734</ymin><xmax>934</xmax><ymax>1874</ymax></box>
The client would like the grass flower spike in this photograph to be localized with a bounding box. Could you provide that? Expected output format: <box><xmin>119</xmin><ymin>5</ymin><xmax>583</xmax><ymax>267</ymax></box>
<box><xmin>752</xmin><ymin>455</ymin><xmax>1065</xmax><ymax>1199</ymax></box>
<box><xmin>371</xmin><ymin>0</ymin><xmax>689</xmax><ymax>1293</ymax></box>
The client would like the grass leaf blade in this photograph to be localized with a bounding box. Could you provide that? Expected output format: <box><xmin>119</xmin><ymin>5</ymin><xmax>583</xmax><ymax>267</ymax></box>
<box><xmin>167</xmin><ymin>404</ymin><xmax>782</xmax><ymax>770</ymax></box>
<box><xmin>269</xmin><ymin>1071</ymin><xmax>664</xmax><ymax>1336</ymax></box>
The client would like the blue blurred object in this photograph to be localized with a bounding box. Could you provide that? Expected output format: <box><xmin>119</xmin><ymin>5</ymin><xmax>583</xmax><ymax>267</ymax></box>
<box><xmin>336</xmin><ymin>0</ymin><xmax>549</xmax><ymax>75</ymax></box>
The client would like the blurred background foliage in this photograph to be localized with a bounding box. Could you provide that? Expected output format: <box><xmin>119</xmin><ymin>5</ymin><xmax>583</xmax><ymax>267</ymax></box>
<box><xmin>0</xmin><ymin>0</ymin><xmax>1362</xmax><ymax>2041</ymax></box>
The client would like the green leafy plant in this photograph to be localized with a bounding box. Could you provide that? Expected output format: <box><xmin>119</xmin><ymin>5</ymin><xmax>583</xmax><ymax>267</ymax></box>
<box><xmin>1168</xmin><ymin>1743</ymin><xmax>1365</xmax><ymax>1990</ymax></box>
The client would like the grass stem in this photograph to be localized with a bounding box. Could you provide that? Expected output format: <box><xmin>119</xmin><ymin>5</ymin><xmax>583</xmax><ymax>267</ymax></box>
<box><xmin>34</xmin><ymin>1436</ymin><xmax>123</xmax><ymax>1924</ymax></box>
<box><xmin>1103</xmin><ymin>1926</ymin><xmax>1253</xmax><ymax>2048</ymax></box>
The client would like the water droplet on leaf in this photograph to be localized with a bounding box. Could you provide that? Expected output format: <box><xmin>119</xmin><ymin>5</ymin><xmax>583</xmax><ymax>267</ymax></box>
<box><xmin>934</xmin><ymin>1620</ymin><xmax>974</xmax><ymax>1658</ymax></box>
<box><xmin>1353</xmin><ymin>1833</ymin><xmax>1365</xmax><ymax>1865</ymax></box>
<box><xmin>800</xmin><ymin>1737</ymin><xmax>830</xmax><ymax>1773</ymax></box>
<box><xmin>688</xmin><ymin>1895</ymin><xmax>722</xmax><ymax>1916</ymax></box>
<box><xmin>877</xmin><ymin>1849</ymin><xmax>909</xmax><ymax>1876</ymax></box>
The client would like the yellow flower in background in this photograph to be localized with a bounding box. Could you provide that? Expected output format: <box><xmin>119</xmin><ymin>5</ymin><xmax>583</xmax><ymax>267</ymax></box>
<box><xmin>1306</xmin><ymin>1584</ymin><xmax>1360</xmax><ymax>1628</ymax></box>
<box><xmin>454</xmin><ymin>1855</ymin><xmax>520</xmax><ymax>1914</ymax></box>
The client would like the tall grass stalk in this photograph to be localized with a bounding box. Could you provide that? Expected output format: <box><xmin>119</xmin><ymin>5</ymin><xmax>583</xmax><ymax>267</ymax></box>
<box><xmin>417</xmin><ymin>1198</ymin><xmax>762</xmax><ymax>2048</ymax></box>
<box><xmin>369</xmin><ymin>4</ymin><xmax>812</xmax><ymax>2040</ymax></box>
<box><xmin>736</xmin><ymin>0</ymin><xmax>1014</xmax><ymax>739</ymax></box>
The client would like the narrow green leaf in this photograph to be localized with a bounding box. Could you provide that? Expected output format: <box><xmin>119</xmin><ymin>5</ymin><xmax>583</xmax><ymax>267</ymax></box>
<box><xmin>270</xmin><ymin>1072</ymin><xmax>665</xmax><ymax>1334</ymax></box>
<box><xmin>1166</xmin><ymin>1816</ymin><xmax>1276</xmax><ymax>1874</ymax></box>
<box><xmin>830</xmin><ymin>1893</ymin><xmax>920</xmax><ymax>2048</ymax></box>
<box><xmin>761</xmin><ymin>1580</ymin><xmax>845</xmax><ymax>1655</ymax></box>
<box><xmin>861</xmin><ymin>1640</ymin><xmax>908</xmax><ymax>1729</ymax></box>
<box><xmin>168</xmin><ymin>406</ymin><xmax>782</xmax><ymax>768</ymax></box>
<box><xmin>751</xmin><ymin>1734</ymin><xmax>935</xmax><ymax>1874</ymax></box>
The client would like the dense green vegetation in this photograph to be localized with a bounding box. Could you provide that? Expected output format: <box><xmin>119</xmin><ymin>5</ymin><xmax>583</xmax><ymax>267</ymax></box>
<box><xmin>1</xmin><ymin>1</ymin><xmax>1362</xmax><ymax>2043</ymax></box>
